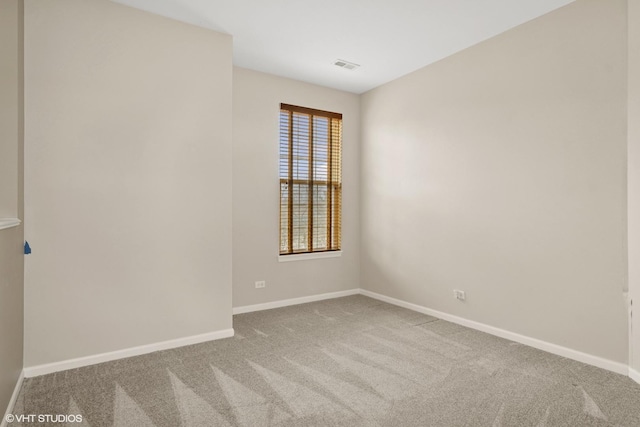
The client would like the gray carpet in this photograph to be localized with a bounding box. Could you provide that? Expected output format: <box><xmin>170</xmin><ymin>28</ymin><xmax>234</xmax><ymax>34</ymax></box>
<box><xmin>10</xmin><ymin>295</ymin><xmax>640</xmax><ymax>426</ymax></box>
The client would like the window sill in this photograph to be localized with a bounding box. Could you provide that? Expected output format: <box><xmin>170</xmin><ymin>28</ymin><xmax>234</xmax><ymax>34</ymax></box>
<box><xmin>279</xmin><ymin>251</ymin><xmax>342</xmax><ymax>262</ymax></box>
<box><xmin>0</xmin><ymin>218</ymin><xmax>21</xmax><ymax>231</ymax></box>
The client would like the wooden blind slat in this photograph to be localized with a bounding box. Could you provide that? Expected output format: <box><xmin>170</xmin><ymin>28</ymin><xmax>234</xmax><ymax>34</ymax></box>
<box><xmin>280</xmin><ymin>104</ymin><xmax>342</xmax><ymax>255</ymax></box>
<box><xmin>281</xmin><ymin>103</ymin><xmax>342</xmax><ymax>120</ymax></box>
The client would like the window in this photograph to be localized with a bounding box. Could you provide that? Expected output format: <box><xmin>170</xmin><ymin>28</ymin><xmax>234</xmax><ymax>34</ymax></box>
<box><xmin>279</xmin><ymin>103</ymin><xmax>342</xmax><ymax>255</ymax></box>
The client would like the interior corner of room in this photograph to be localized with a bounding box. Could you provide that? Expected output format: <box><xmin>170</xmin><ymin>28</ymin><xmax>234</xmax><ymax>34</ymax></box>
<box><xmin>1</xmin><ymin>0</ymin><xmax>640</xmax><ymax>422</ymax></box>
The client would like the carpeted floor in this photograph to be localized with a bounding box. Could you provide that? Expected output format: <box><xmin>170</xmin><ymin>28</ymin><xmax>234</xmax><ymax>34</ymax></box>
<box><xmin>10</xmin><ymin>295</ymin><xmax>640</xmax><ymax>426</ymax></box>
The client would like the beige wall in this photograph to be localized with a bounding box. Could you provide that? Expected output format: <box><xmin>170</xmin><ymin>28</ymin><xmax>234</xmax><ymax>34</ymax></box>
<box><xmin>13</xmin><ymin>0</ymin><xmax>637</xmax><ymax>377</ymax></box>
<box><xmin>0</xmin><ymin>0</ymin><xmax>20</xmax><ymax>219</ymax></box>
<box><xmin>361</xmin><ymin>0</ymin><xmax>628</xmax><ymax>363</ymax></box>
<box><xmin>24</xmin><ymin>0</ymin><xmax>233</xmax><ymax>367</ymax></box>
<box><xmin>629</xmin><ymin>0</ymin><xmax>640</xmax><ymax>374</ymax></box>
<box><xmin>232</xmin><ymin>67</ymin><xmax>360</xmax><ymax>308</ymax></box>
<box><xmin>0</xmin><ymin>0</ymin><xmax>24</xmax><ymax>414</ymax></box>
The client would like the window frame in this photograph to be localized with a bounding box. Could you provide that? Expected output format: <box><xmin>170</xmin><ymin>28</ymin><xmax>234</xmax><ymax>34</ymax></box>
<box><xmin>279</xmin><ymin>103</ymin><xmax>343</xmax><ymax>257</ymax></box>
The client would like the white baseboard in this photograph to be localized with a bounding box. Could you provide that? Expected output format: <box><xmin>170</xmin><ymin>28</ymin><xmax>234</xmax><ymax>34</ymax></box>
<box><xmin>1</xmin><ymin>369</ymin><xmax>24</xmax><ymax>427</ymax></box>
<box><xmin>23</xmin><ymin>328</ymin><xmax>234</xmax><ymax>378</ymax></box>
<box><xmin>359</xmin><ymin>289</ymin><xmax>629</xmax><ymax>376</ymax></box>
<box><xmin>233</xmin><ymin>289</ymin><xmax>360</xmax><ymax>315</ymax></box>
<box><xmin>16</xmin><ymin>289</ymin><xmax>637</xmax><ymax>382</ymax></box>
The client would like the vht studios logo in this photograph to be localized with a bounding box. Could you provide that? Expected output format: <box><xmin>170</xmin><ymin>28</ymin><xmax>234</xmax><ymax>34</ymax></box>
<box><xmin>5</xmin><ymin>414</ymin><xmax>83</xmax><ymax>423</ymax></box>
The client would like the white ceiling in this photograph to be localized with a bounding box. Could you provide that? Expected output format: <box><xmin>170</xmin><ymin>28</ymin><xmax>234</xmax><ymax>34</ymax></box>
<box><xmin>113</xmin><ymin>0</ymin><xmax>575</xmax><ymax>94</ymax></box>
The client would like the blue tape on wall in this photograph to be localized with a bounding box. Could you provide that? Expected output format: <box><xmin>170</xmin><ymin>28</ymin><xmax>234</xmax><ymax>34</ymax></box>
<box><xmin>24</xmin><ymin>241</ymin><xmax>31</xmax><ymax>255</ymax></box>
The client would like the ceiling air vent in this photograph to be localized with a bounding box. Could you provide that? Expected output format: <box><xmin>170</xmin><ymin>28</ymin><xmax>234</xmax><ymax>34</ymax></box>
<box><xmin>334</xmin><ymin>59</ymin><xmax>360</xmax><ymax>70</ymax></box>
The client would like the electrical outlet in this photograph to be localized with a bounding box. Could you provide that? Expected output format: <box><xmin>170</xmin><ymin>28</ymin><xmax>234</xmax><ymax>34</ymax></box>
<box><xmin>453</xmin><ymin>290</ymin><xmax>466</xmax><ymax>301</ymax></box>
<box><xmin>255</xmin><ymin>280</ymin><xmax>266</xmax><ymax>289</ymax></box>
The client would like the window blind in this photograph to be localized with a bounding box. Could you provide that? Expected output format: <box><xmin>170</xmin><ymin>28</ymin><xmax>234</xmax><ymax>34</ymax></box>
<box><xmin>279</xmin><ymin>104</ymin><xmax>342</xmax><ymax>255</ymax></box>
